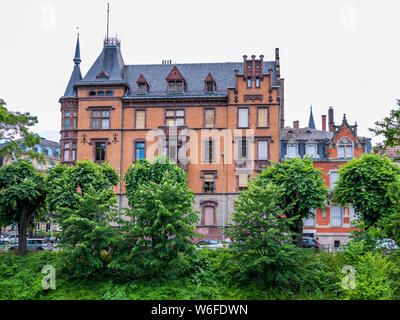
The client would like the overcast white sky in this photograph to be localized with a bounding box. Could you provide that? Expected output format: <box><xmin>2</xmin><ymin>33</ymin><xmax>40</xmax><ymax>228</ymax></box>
<box><xmin>0</xmin><ymin>0</ymin><xmax>399</xmax><ymax>144</ymax></box>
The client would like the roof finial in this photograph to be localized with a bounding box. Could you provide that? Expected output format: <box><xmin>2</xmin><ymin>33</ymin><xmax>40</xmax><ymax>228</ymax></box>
<box><xmin>308</xmin><ymin>105</ymin><xmax>316</xmax><ymax>129</ymax></box>
<box><xmin>73</xmin><ymin>27</ymin><xmax>81</xmax><ymax>66</ymax></box>
<box><xmin>106</xmin><ymin>3</ymin><xmax>110</xmax><ymax>40</ymax></box>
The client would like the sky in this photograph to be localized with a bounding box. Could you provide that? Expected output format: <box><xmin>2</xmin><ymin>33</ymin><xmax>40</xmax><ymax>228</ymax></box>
<box><xmin>0</xmin><ymin>0</ymin><xmax>399</xmax><ymax>144</ymax></box>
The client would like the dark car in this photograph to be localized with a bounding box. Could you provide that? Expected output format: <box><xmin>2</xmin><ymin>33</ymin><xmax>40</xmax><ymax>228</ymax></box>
<box><xmin>302</xmin><ymin>237</ymin><xmax>319</xmax><ymax>250</ymax></box>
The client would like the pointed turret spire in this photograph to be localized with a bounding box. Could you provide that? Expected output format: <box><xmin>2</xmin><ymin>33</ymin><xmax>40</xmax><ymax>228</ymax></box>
<box><xmin>73</xmin><ymin>30</ymin><xmax>81</xmax><ymax>66</ymax></box>
<box><xmin>308</xmin><ymin>105</ymin><xmax>316</xmax><ymax>129</ymax></box>
<box><xmin>62</xmin><ymin>30</ymin><xmax>82</xmax><ymax>98</ymax></box>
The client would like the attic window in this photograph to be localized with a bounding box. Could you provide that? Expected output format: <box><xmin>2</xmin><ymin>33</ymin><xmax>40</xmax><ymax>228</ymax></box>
<box><xmin>166</xmin><ymin>66</ymin><xmax>185</xmax><ymax>94</ymax></box>
<box><xmin>204</xmin><ymin>73</ymin><xmax>216</xmax><ymax>92</ymax></box>
<box><xmin>96</xmin><ymin>70</ymin><xmax>109</xmax><ymax>79</ymax></box>
<box><xmin>106</xmin><ymin>91</ymin><xmax>114</xmax><ymax>96</ymax></box>
<box><xmin>98</xmin><ymin>91</ymin><xmax>105</xmax><ymax>96</ymax></box>
<box><xmin>136</xmin><ymin>74</ymin><xmax>149</xmax><ymax>94</ymax></box>
<box><xmin>89</xmin><ymin>91</ymin><xmax>96</xmax><ymax>96</ymax></box>
<box><xmin>168</xmin><ymin>81</ymin><xmax>183</xmax><ymax>93</ymax></box>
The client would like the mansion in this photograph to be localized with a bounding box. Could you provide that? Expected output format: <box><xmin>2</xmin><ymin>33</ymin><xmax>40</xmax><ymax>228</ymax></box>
<box><xmin>59</xmin><ymin>35</ymin><xmax>371</xmax><ymax>248</ymax></box>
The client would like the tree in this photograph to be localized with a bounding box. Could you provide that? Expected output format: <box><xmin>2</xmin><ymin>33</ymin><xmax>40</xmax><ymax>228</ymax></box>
<box><xmin>226</xmin><ymin>181</ymin><xmax>299</xmax><ymax>286</ymax></box>
<box><xmin>0</xmin><ymin>160</ymin><xmax>47</xmax><ymax>255</ymax></box>
<box><xmin>0</xmin><ymin>98</ymin><xmax>41</xmax><ymax>160</ymax></box>
<box><xmin>122</xmin><ymin>156</ymin><xmax>199</xmax><ymax>279</ymax></box>
<box><xmin>46</xmin><ymin>160</ymin><xmax>119</xmax><ymax>215</ymax></box>
<box><xmin>255</xmin><ymin>158</ymin><xmax>328</xmax><ymax>247</ymax></box>
<box><xmin>46</xmin><ymin>160</ymin><xmax>121</xmax><ymax>277</ymax></box>
<box><xmin>334</xmin><ymin>153</ymin><xmax>400</xmax><ymax>228</ymax></box>
<box><xmin>369</xmin><ymin>99</ymin><xmax>400</xmax><ymax>159</ymax></box>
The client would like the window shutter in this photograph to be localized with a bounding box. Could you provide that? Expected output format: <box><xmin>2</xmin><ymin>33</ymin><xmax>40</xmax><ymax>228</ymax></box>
<box><xmin>258</xmin><ymin>108</ymin><xmax>268</xmax><ymax>127</ymax></box>
<box><xmin>205</xmin><ymin>109</ymin><xmax>215</xmax><ymax>128</ymax></box>
<box><xmin>204</xmin><ymin>173</ymin><xmax>214</xmax><ymax>182</ymax></box>
<box><xmin>204</xmin><ymin>207</ymin><xmax>214</xmax><ymax>225</ymax></box>
<box><xmin>136</xmin><ymin>110</ymin><xmax>145</xmax><ymax>129</ymax></box>
<box><xmin>258</xmin><ymin>141</ymin><xmax>268</xmax><ymax>160</ymax></box>
<box><xmin>238</xmin><ymin>174</ymin><xmax>248</xmax><ymax>187</ymax></box>
<box><xmin>238</xmin><ymin>108</ymin><xmax>248</xmax><ymax>127</ymax></box>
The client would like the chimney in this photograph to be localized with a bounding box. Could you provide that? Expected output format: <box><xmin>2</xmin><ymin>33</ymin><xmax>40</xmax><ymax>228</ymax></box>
<box><xmin>321</xmin><ymin>115</ymin><xmax>327</xmax><ymax>131</ymax></box>
<box><xmin>293</xmin><ymin>120</ymin><xmax>299</xmax><ymax>129</ymax></box>
<box><xmin>328</xmin><ymin>107</ymin><xmax>334</xmax><ymax>132</ymax></box>
<box><xmin>275</xmin><ymin>48</ymin><xmax>280</xmax><ymax>81</ymax></box>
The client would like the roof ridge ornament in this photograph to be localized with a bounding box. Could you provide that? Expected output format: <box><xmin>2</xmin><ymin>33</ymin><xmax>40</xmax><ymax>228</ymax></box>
<box><xmin>73</xmin><ymin>27</ymin><xmax>81</xmax><ymax>66</ymax></box>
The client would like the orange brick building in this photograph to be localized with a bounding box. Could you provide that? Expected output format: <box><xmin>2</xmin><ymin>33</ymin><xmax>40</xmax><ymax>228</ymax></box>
<box><xmin>59</xmin><ymin>35</ymin><xmax>284</xmax><ymax>239</ymax></box>
<box><xmin>280</xmin><ymin>107</ymin><xmax>372</xmax><ymax>249</ymax></box>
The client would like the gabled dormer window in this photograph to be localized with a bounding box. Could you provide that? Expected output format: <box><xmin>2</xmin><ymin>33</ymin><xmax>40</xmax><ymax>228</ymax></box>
<box><xmin>337</xmin><ymin>137</ymin><xmax>353</xmax><ymax>159</ymax></box>
<box><xmin>166</xmin><ymin>66</ymin><xmax>185</xmax><ymax>94</ymax></box>
<box><xmin>204</xmin><ymin>72</ymin><xmax>216</xmax><ymax>92</ymax></box>
<box><xmin>136</xmin><ymin>74</ymin><xmax>149</xmax><ymax>94</ymax></box>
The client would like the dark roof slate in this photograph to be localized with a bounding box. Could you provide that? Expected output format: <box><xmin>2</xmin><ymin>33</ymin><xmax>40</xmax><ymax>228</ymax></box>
<box><xmin>62</xmin><ymin>66</ymin><xmax>82</xmax><ymax>98</ymax></box>
<box><xmin>281</xmin><ymin>127</ymin><xmax>333</xmax><ymax>141</ymax></box>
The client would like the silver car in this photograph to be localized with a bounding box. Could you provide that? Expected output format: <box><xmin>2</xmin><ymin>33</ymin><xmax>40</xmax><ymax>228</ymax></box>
<box><xmin>195</xmin><ymin>239</ymin><xmax>227</xmax><ymax>250</ymax></box>
<box><xmin>9</xmin><ymin>238</ymin><xmax>53</xmax><ymax>251</ymax></box>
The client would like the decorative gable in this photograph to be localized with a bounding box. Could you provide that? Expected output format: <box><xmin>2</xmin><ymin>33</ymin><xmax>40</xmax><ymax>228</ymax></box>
<box><xmin>166</xmin><ymin>66</ymin><xmax>185</xmax><ymax>81</ymax></box>
<box><xmin>136</xmin><ymin>73</ymin><xmax>148</xmax><ymax>84</ymax></box>
<box><xmin>96</xmin><ymin>70</ymin><xmax>109</xmax><ymax>79</ymax></box>
<box><xmin>204</xmin><ymin>72</ymin><xmax>216</xmax><ymax>92</ymax></box>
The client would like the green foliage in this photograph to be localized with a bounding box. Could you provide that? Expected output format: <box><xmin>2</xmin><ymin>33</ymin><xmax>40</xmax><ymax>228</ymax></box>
<box><xmin>0</xmin><ymin>160</ymin><xmax>47</xmax><ymax>255</ymax></box>
<box><xmin>369</xmin><ymin>99</ymin><xmax>400</xmax><ymax>159</ymax></box>
<box><xmin>334</xmin><ymin>153</ymin><xmax>400</xmax><ymax>228</ymax></box>
<box><xmin>45</xmin><ymin>160</ymin><xmax>121</xmax><ymax>277</ymax></box>
<box><xmin>0</xmin><ymin>99</ymin><xmax>41</xmax><ymax>159</ymax></box>
<box><xmin>117</xmin><ymin>156</ymin><xmax>199</xmax><ymax>280</ymax></box>
<box><xmin>254</xmin><ymin>158</ymin><xmax>328</xmax><ymax>246</ymax></box>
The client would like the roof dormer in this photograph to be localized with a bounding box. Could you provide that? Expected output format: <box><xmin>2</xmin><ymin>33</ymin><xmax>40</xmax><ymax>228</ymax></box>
<box><xmin>136</xmin><ymin>74</ymin><xmax>149</xmax><ymax>94</ymax></box>
<box><xmin>204</xmin><ymin>72</ymin><xmax>216</xmax><ymax>92</ymax></box>
<box><xmin>166</xmin><ymin>66</ymin><xmax>185</xmax><ymax>94</ymax></box>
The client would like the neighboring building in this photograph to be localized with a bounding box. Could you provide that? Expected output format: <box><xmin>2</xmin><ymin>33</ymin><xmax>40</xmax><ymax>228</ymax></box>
<box><xmin>0</xmin><ymin>137</ymin><xmax>60</xmax><ymax>171</ymax></box>
<box><xmin>0</xmin><ymin>137</ymin><xmax>60</xmax><ymax>235</ymax></box>
<box><xmin>375</xmin><ymin>145</ymin><xmax>400</xmax><ymax>161</ymax></box>
<box><xmin>281</xmin><ymin>107</ymin><xmax>372</xmax><ymax>249</ymax></box>
<box><xmin>59</xmin><ymin>35</ymin><xmax>284</xmax><ymax>239</ymax></box>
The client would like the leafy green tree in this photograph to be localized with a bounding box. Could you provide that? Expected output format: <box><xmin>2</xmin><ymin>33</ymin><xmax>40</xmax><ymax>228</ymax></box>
<box><xmin>380</xmin><ymin>182</ymin><xmax>400</xmax><ymax>243</ymax></box>
<box><xmin>121</xmin><ymin>156</ymin><xmax>198</xmax><ymax>279</ymax></box>
<box><xmin>370</xmin><ymin>99</ymin><xmax>400</xmax><ymax>159</ymax></box>
<box><xmin>334</xmin><ymin>153</ymin><xmax>400</xmax><ymax>228</ymax></box>
<box><xmin>46</xmin><ymin>160</ymin><xmax>121</xmax><ymax>277</ymax></box>
<box><xmin>0</xmin><ymin>160</ymin><xmax>47</xmax><ymax>255</ymax></box>
<box><xmin>0</xmin><ymin>98</ymin><xmax>41</xmax><ymax>160</ymax></box>
<box><xmin>255</xmin><ymin>158</ymin><xmax>328</xmax><ymax>247</ymax></box>
<box><xmin>226</xmin><ymin>181</ymin><xmax>299</xmax><ymax>286</ymax></box>
<box><xmin>46</xmin><ymin>160</ymin><xmax>119</xmax><ymax>215</ymax></box>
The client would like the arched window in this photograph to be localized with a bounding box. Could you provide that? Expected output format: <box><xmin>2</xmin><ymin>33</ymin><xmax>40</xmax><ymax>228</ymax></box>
<box><xmin>337</xmin><ymin>137</ymin><xmax>353</xmax><ymax>159</ymax></box>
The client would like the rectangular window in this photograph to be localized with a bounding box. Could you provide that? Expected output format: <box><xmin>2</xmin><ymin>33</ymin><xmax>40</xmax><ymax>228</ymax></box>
<box><xmin>204</xmin><ymin>109</ymin><xmax>215</xmax><ymax>128</ymax></box>
<box><xmin>206</xmin><ymin>82</ymin><xmax>214</xmax><ymax>92</ymax></box>
<box><xmin>72</xmin><ymin>143</ymin><xmax>76</xmax><ymax>161</ymax></box>
<box><xmin>73</xmin><ymin>111</ymin><xmax>78</xmax><ymax>129</ymax></box>
<box><xmin>331</xmin><ymin>206</ymin><xmax>342</xmax><ymax>227</ymax></box>
<box><xmin>64</xmin><ymin>111</ymin><xmax>70</xmax><ymax>129</ymax></box>
<box><xmin>138</xmin><ymin>84</ymin><xmax>146</xmax><ymax>93</ymax></box>
<box><xmin>204</xmin><ymin>207</ymin><xmax>214</xmax><ymax>225</ymax></box>
<box><xmin>257</xmin><ymin>140</ymin><xmax>268</xmax><ymax>160</ymax></box>
<box><xmin>238</xmin><ymin>173</ymin><xmax>248</xmax><ymax>191</ymax></box>
<box><xmin>247</xmin><ymin>78</ymin><xmax>252</xmax><ymax>88</ymax></box>
<box><xmin>136</xmin><ymin>110</ymin><xmax>145</xmax><ymax>129</ymax></box>
<box><xmin>345</xmin><ymin>146</ymin><xmax>353</xmax><ymax>159</ymax></box>
<box><xmin>135</xmin><ymin>142</ymin><xmax>145</xmax><ymax>161</ymax></box>
<box><xmin>349</xmin><ymin>206</ymin><xmax>358</xmax><ymax>226</ymax></box>
<box><xmin>287</xmin><ymin>145</ymin><xmax>297</xmax><ymax>158</ymax></box>
<box><xmin>303</xmin><ymin>212</ymin><xmax>315</xmax><ymax>227</ymax></box>
<box><xmin>203</xmin><ymin>173</ymin><xmax>215</xmax><ymax>193</ymax></box>
<box><xmin>95</xmin><ymin>142</ymin><xmax>106</xmax><ymax>161</ymax></box>
<box><xmin>239</xmin><ymin>139</ymin><xmax>248</xmax><ymax>159</ymax></box>
<box><xmin>165</xmin><ymin>109</ymin><xmax>184</xmax><ymax>126</ymax></box>
<box><xmin>64</xmin><ymin>143</ymin><xmax>69</xmax><ymax>161</ymax></box>
<box><xmin>306</xmin><ymin>144</ymin><xmax>317</xmax><ymax>158</ymax></box>
<box><xmin>257</xmin><ymin>107</ymin><xmax>268</xmax><ymax>127</ymax></box>
<box><xmin>92</xmin><ymin>110</ymin><xmax>110</xmax><ymax>129</ymax></box>
<box><xmin>163</xmin><ymin>139</ymin><xmax>181</xmax><ymax>161</ymax></box>
<box><xmin>255</xmin><ymin>78</ymin><xmax>260</xmax><ymax>88</ymax></box>
<box><xmin>203</xmin><ymin>139</ymin><xmax>215</xmax><ymax>163</ymax></box>
<box><xmin>168</xmin><ymin>81</ymin><xmax>183</xmax><ymax>93</ymax></box>
<box><xmin>338</xmin><ymin>146</ymin><xmax>345</xmax><ymax>158</ymax></box>
<box><xmin>330</xmin><ymin>171</ymin><xmax>339</xmax><ymax>189</ymax></box>
<box><xmin>238</xmin><ymin>108</ymin><xmax>249</xmax><ymax>128</ymax></box>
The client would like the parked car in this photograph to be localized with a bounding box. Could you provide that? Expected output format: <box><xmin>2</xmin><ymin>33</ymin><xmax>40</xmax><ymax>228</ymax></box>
<box><xmin>302</xmin><ymin>236</ymin><xmax>319</xmax><ymax>250</ymax></box>
<box><xmin>8</xmin><ymin>238</ymin><xmax>53</xmax><ymax>252</ymax></box>
<box><xmin>195</xmin><ymin>239</ymin><xmax>227</xmax><ymax>250</ymax></box>
<box><xmin>2</xmin><ymin>234</ymin><xmax>18</xmax><ymax>244</ymax></box>
<box><xmin>376</xmin><ymin>238</ymin><xmax>398</xmax><ymax>253</ymax></box>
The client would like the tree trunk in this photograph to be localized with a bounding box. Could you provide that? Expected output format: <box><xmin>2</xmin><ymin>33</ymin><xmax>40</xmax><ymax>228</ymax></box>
<box><xmin>296</xmin><ymin>220</ymin><xmax>303</xmax><ymax>248</ymax></box>
<box><xmin>18</xmin><ymin>207</ymin><xmax>29</xmax><ymax>256</ymax></box>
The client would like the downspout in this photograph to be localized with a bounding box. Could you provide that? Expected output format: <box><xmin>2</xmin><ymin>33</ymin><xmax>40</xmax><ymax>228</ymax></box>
<box><xmin>119</xmin><ymin>101</ymin><xmax>124</xmax><ymax>215</ymax></box>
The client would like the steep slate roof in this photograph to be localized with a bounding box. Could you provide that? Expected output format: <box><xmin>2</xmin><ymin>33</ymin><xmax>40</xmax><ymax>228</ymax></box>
<box><xmin>308</xmin><ymin>106</ymin><xmax>316</xmax><ymax>129</ymax></box>
<box><xmin>124</xmin><ymin>61</ymin><xmax>276</xmax><ymax>97</ymax></box>
<box><xmin>281</xmin><ymin>127</ymin><xmax>333</xmax><ymax>141</ymax></box>
<box><xmin>82</xmin><ymin>46</ymin><xmax>125</xmax><ymax>83</ymax></box>
<box><xmin>63</xmin><ymin>66</ymin><xmax>82</xmax><ymax>97</ymax></box>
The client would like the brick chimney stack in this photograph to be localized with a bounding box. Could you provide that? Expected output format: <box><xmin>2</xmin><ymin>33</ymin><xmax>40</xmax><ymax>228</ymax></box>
<box><xmin>293</xmin><ymin>120</ymin><xmax>299</xmax><ymax>129</ymax></box>
<box><xmin>328</xmin><ymin>107</ymin><xmax>335</xmax><ymax>132</ymax></box>
<box><xmin>322</xmin><ymin>115</ymin><xmax>327</xmax><ymax>131</ymax></box>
